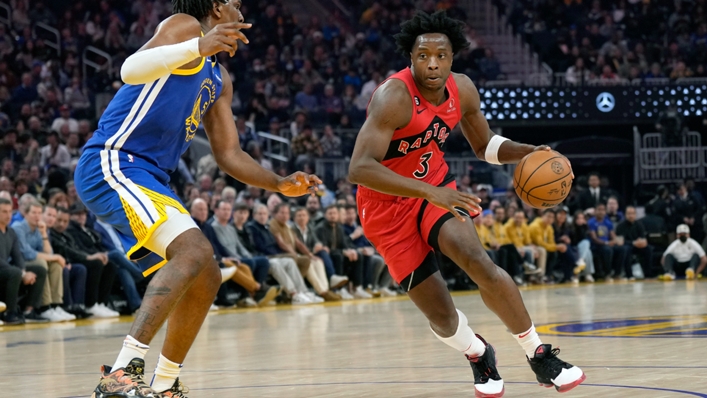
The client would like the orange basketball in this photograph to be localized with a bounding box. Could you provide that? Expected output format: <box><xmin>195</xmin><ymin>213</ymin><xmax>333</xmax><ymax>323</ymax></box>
<box><xmin>513</xmin><ymin>150</ymin><xmax>573</xmax><ymax>209</ymax></box>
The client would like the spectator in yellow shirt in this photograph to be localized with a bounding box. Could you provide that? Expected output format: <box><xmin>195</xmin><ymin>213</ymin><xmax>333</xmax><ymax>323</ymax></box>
<box><xmin>529</xmin><ymin>209</ymin><xmax>568</xmax><ymax>283</ymax></box>
<box><xmin>475</xmin><ymin>210</ymin><xmax>498</xmax><ymax>264</ymax></box>
<box><xmin>505</xmin><ymin>211</ymin><xmax>546</xmax><ymax>278</ymax></box>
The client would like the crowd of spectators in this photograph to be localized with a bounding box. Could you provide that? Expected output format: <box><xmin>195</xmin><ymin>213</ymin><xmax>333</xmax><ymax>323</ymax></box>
<box><xmin>466</xmin><ymin>172</ymin><xmax>707</xmax><ymax>289</ymax></box>
<box><xmin>502</xmin><ymin>0</ymin><xmax>707</xmax><ymax>84</ymax></box>
<box><xmin>0</xmin><ymin>0</ymin><xmax>705</xmax><ymax>326</ymax></box>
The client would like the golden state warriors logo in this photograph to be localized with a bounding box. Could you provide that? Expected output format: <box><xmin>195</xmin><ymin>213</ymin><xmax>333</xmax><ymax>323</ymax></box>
<box><xmin>185</xmin><ymin>78</ymin><xmax>217</xmax><ymax>142</ymax></box>
<box><xmin>537</xmin><ymin>315</ymin><xmax>707</xmax><ymax>337</ymax></box>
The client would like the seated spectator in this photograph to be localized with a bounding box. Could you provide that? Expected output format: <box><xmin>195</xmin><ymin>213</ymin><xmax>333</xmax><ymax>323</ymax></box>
<box><xmin>205</xmin><ymin>200</ymin><xmax>279</xmax><ymax>307</ymax></box>
<box><xmin>0</xmin><ymin>197</ymin><xmax>47</xmax><ymax>325</ymax></box>
<box><xmin>578</xmin><ymin>172</ymin><xmax>609</xmax><ymax>210</ymax></box>
<box><xmin>315</xmin><ymin>205</ymin><xmax>366</xmax><ymax>299</ymax></box>
<box><xmin>291</xmin><ymin>125</ymin><xmax>323</xmax><ymax>168</ymax></box>
<box><xmin>660</xmin><ymin>224</ymin><xmax>707</xmax><ymax>280</ymax></box>
<box><xmin>570</xmin><ymin>211</ymin><xmax>595</xmax><ymax>282</ymax></box>
<box><xmin>319</xmin><ymin>125</ymin><xmax>342</xmax><ymax>157</ymax></box>
<box><xmin>246</xmin><ymin>204</ymin><xmax>317</xmax><ymax>305</ymax></box>
<box><xmin>294</xmin><ymin>84</ymin><xmax>319</xmax><ymax>114</ymax></box>
<box><xmin>92</xmin><ymin>216</ymin><xmax>146</xmax><ymax>314</ymax></box>
<box><xmin>11</xmin><ymin>193</ymin><xmax>35</xmax><ymax>224</ymax></box>
<box><xmin>65</xmin><ymin>204</ymin><xmax>119</xmax><ymax>317</ymax></box>
<box><xmin>40</xmin><ymin>131</ymin><xmax>71</xmax><ymax>170</ymax></box>
<box><xmin>343</xmin><ymin>204</ymin><xmax>396</xmax><ymax>296</ymax></box>
<box><xmin>270</xmin><ymin>203</ymin><xmax>339</xmax><ymax>301</ymax></box>
<box><xmin>42</xmin><ymin>205</ymin><xmax>87</xmax><ymax>319</ymax></box>
<box><xmin>554</xmin><ymin>206</ymin><xmax>586</xmax><ymax>284</ymax></box>
<box><xmin>11</xmin><ymin>200</ymin><xmax>71</xmax><ymax>322</ymax></box>
<box><xmin>476</xmin><ymin>211</ymin><xmax>499</xmax><ymax>266</ymax></box>
<box><xmin>51</xmin><ymin>104</ymin><xmax>79</xmax><ymax>134</ymax></box>
<box><xmin>616</xmin><ymin>206</ymin><xmax>654</xmax><ymax>279</ymax></box>
<box><xmin>530</xmin><ymin>209</ymin><xmax>575</xmax><ymax>283</ymax></box>
<box><xmin>291</xmin><ymin>207</ymin><xmax>349</xmax><ymax>288</ymax></box>
<box><xmin>306</xmin><ymin>194</ymin><xmax>325</xmax><ymax>224</ymax></box>
<box><xmin>490</xmin><ymin>207</ymin><xmax>529</xmax><ymax>283</ymax></box>
<box><xmin>505</xmin><ymin>211</ymin><xmax>546</xmax><ymax>280</ymax></box>
<box><xmin>565</xmin><ymin>58</ymin><xmax>589</xmax><ymax>84</ymax></box>
<box><xmin>588</xmin><ymin>203</ymin><xmax>629</xmax><ymax>280</ymax></box>
<box><xmin>606</xmin><ymin>196</ymin><xmax>624</xmax><ymax>224</ymax></box>
<box><xmin>479</xmin><ymin>48</ymin><xmax>503</xmax><ymax>80</ymax></box>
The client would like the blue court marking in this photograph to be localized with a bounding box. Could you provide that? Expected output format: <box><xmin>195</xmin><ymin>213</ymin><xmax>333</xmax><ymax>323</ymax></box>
<box><xmin>57</xmin><ymin>381</ymin><xmax>707</xmax><ymax>398</ymax></box>
<box><xmin>536</xmin><ymin>315</ymin><xmax>707</xmax><ymax>338</ymax></box>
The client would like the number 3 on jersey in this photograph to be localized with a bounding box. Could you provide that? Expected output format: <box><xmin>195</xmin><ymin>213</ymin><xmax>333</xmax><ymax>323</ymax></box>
<box><xmin>414</xmin><ymin>152</ymin><xmax>433</xmax><ymax>179</ymax></box>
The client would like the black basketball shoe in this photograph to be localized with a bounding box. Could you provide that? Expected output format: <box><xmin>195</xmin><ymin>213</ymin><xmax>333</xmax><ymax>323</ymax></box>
<box><xmin>466</xmin><ymin>334</ymin><xmax>504</xmax><ymax>398</ymax></box>
<box><xmin>527</xmin><ymin>344</ymin><xmax>586</xmax><ymax>393</ymax></box>
<box><xmin>91</xmin><ymin>358</ymin><xmax>161</xmax><ymax>398</ymax></box>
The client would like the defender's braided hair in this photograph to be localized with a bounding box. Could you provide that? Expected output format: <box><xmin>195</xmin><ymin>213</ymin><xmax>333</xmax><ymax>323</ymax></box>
<box><xmin>172</xmin><ymin>0</ymin><xmax>228</xmax><ymax>21</ymax></box>
<box><xmin>394</xmin><ymin>11</ymin><xmax>469</xmax><ymax>57</ymax></box>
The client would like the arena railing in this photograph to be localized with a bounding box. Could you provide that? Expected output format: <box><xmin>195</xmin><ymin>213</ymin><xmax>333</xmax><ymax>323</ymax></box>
<box><xmin>0</xmin><ymin>2</ymin><xmax>11</xmax><ymax>29</ymax></box>
<box><xmin>33</xmin><ymin>22</ymin><xmax>61</xmax><ymax>57</ymax></box>
<box><xmin>635</xmin><ymin>130</ymin><xmax>705</xmax><ymax>183</ymax></box>
<box><xmin>257</xmin><ymin>131</ymin><xmax>291</xmax><ymax>164</ymax></box>
<box><xmin>82</xmin><ymin>46</ymin><xmax>114</xmax><ymax>80</ymax></box>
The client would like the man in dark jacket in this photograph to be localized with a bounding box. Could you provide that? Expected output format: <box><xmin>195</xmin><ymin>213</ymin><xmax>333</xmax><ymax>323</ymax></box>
<box><xmin>64</xmin><ymin>203</ymin><xmax>119</xmax><ymax>317</ymax></box>
<box><xmin>315</xmin><ymin>205</ymin><xmax>367</xmax><ymax>298</ymax></box>
<box><xmin>0</xmin><ymin>197</ymin><xmax>47</xmax><ymax>324</ymax></box>
<box><xmin>616</xmin><ymin>206</ymin><xmax>655</xmax><ymax>278</ymax></box>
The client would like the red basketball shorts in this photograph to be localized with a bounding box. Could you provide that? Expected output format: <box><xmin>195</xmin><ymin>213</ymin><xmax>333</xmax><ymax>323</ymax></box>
<box><xmin>357</xmin><ymin>180</ymin><xmax>474</xmax><ymax>284</ymax></box>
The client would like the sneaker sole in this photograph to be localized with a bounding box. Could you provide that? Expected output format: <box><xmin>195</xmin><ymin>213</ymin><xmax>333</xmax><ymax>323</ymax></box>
<box><xmin>539</xmin><ymin>372</ymin><xmax>586</xmax><ymax>393</ymax></box>
<box><xmin>475</xmin><ymin>387</ymin><xmax>505</xmax><ymax>398</ymax></box>
<box><xmin>258</xmin><ymin>287</ymin><xmax>280</xmax><ymax>306</ymax></box>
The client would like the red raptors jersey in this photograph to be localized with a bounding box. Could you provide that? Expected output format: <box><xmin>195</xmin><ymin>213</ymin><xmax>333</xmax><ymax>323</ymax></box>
<box><xmin>360</xmin><ymin>68</ymin><xmax>462</xmax><ymax>196</ymax></box>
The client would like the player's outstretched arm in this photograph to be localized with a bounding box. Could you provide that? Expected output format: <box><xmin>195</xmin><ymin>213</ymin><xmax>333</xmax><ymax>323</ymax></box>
<box><xmin>455</xmin><ymin>73</ymin><xmax>539</xmax><ymax>164</ymax></box>
<box><xmin>203</xmin><ymin>67</ymin><xmax>320</xmax><ymax>198</ymax></box>
<box><xmin>121</xmin><ymin>14</ymin><xmax>250</xmax><ymax>85</ymax></box>
<box><xmin>348</xmin><ymin>80</ymin><xmax>481</xmax><ymax>220</ymax></box>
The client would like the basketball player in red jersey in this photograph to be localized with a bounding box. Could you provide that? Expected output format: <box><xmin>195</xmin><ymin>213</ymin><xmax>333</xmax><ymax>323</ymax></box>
<box><xmin>349</xmin><ymin>12</ymin><xmax>585</xmax><ymax>398</ymax></box>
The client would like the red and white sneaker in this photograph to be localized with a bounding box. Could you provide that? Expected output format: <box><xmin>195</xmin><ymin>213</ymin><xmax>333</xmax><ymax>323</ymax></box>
<box><xmin>466</xmin><ymin>334</ymin><xmax>504</xmax><ymax>398</ymax></box>
<box><xmin>527</xmin><ymin>344</ymin><xmax>586</xmax><ymax>393</ymax></box>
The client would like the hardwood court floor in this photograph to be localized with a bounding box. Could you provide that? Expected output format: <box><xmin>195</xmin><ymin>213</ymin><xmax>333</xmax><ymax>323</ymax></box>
<box><xmin>2</xmin><ymin>281</ymin><xmax>707</xmax><ymax>397</ymax></box>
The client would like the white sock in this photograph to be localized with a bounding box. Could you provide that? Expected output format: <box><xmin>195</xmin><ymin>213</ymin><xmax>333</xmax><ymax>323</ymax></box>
<box><xmin>151</xmin><ymin>354</ymin><xmax>182</xmax><ymax>392</ymax></box>
<box><xmin>112</xmin><ymin>335</ymin><xmax>149</xmax><ymax>370</ymax></box>
<box><xmin>513</xmin><ymin>324</ymin><xmax>543</xmax><ymax>358</ymax></box>
<box><xmin>431</xmin><ymin>309</ymin><xmax>486</xmax><ymax>358</ymax></box>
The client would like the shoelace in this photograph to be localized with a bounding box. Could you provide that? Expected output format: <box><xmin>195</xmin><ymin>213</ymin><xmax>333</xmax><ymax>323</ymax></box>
<box><xmin>168</xmin><ymin>380</ymin><xmax>190</xmax><ymax>397</ymax></box>
<box><xmin>536</xmin><ymin>347</ymin><xmax>569</xmax><ymax>375</ymax></box>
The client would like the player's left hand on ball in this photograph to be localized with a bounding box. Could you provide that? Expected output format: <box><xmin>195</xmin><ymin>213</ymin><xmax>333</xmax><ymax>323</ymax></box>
<box><xmin>278</xmin><ymin>172</ymin><xmax>323</xmax><ymax>197</ymax></box>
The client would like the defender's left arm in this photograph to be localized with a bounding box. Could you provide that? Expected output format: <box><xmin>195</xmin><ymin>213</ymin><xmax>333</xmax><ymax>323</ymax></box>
<box><xmin>203</xmin><ymin>66</ymin><xmax>320</xmax><ymax>197</ymax></box>
<box><xmin>455</xmin><ymin>73</ymin><xmax>539</xmax><ymax>164</ymax></box>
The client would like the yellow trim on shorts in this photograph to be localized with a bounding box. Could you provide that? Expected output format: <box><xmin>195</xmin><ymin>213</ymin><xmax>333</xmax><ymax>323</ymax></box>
<box><xmin>121</xmin><ymin>185</ymin><xmax>189</xmax><ymax>265</ymax></box>
<box><xmin>142</xmin><ymin>259</ymin><xmax>168</xmax><ymax>277</ymax></box>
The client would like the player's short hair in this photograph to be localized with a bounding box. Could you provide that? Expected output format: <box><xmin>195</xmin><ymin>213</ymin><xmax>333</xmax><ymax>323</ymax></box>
<box><xmin>394</xmin><ymin>11</ymin><xmax>469</xmax><ymax>57</ymax></box>
<box><xmin>172</xmin><ymin>0</ymin><xmax>228</xmax><ymax>21</ymax></box>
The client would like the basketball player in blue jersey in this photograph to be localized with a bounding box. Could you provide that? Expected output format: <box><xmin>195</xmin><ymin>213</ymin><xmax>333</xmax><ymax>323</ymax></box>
<box><xmin>75</xmin><ymin>1</ymin><xmax>320</xmax><ymax>397</ymax></box>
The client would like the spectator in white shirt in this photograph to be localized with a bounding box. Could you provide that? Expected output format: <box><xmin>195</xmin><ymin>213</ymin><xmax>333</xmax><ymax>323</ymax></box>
<box><xmin>51</xmin><ymin>105</ymin><xmax>79</xmax><ymax>134</ymax></box>
<box><xmin>39</xmin><ymin>131</ymin><xmax>72</xmax><ymax>170</ymax></box>
<box><xmin>661</xmin><ymin>224</ymin><xmax>707</xmax><ymax>280</ymax></box>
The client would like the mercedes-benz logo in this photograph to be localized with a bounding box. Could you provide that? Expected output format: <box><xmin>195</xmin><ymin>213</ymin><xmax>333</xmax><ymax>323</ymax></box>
<box><xmin>596</xmin><ymin>92</ymin><xmax>615</xmax><ymax>113</ymax></box>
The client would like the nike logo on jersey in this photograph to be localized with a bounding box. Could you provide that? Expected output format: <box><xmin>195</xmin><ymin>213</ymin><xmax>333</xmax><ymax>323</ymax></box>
<box><xmin>417</xmin><ymin>108</ymin><xmax>427</xmax><ymax>114</ymax></box>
